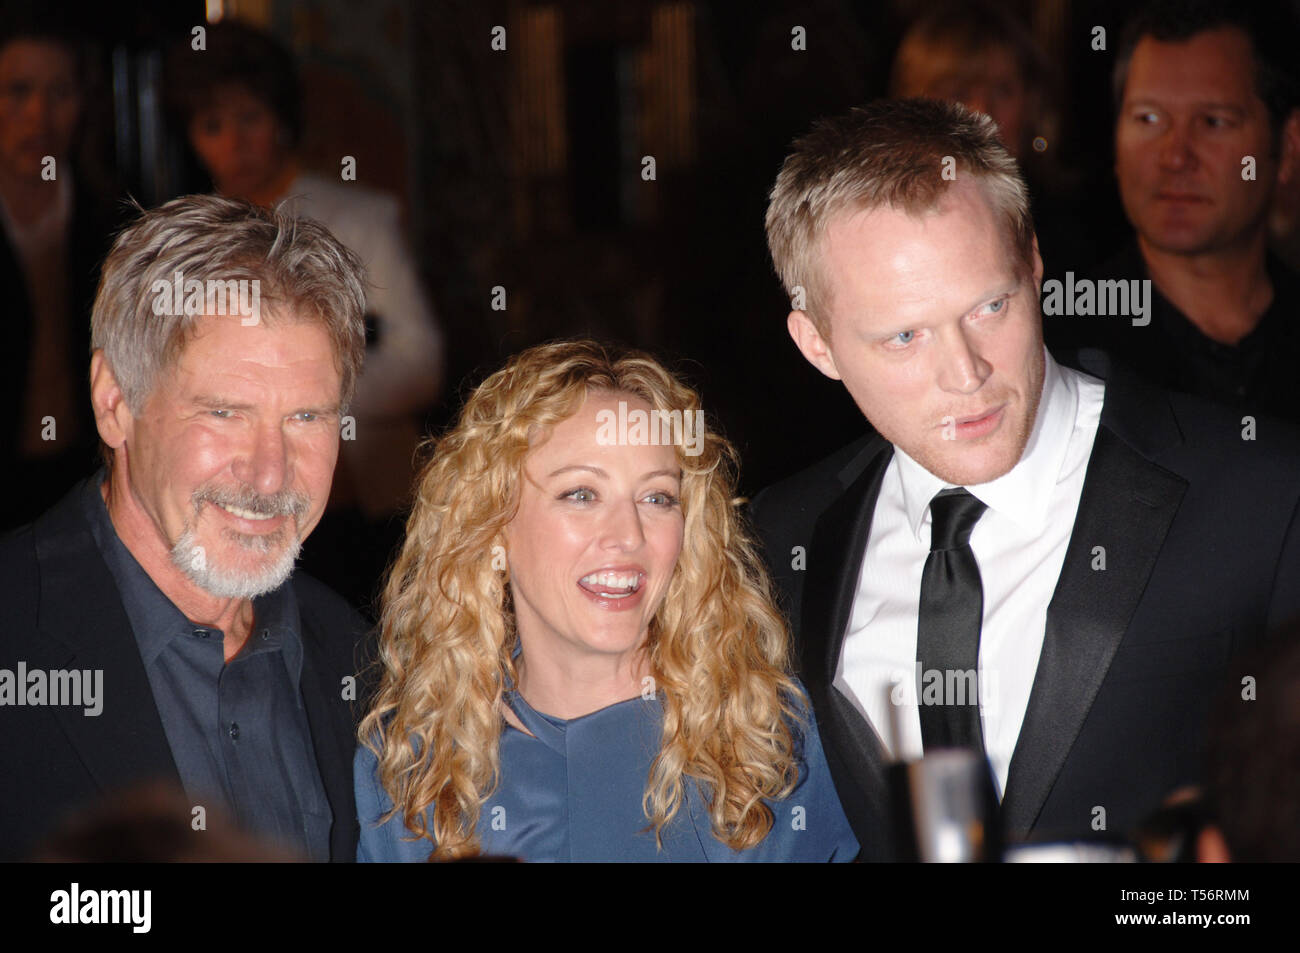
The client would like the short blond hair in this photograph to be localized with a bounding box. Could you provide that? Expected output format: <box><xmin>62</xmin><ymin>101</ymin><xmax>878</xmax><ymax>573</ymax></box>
<box><xmin>765</xmin><ymin>98</ymin><xmax>1034</xmax><ymax>332</ymax></box>
<box><xmin>91</xmin><ymin>193</ymin><xmax>367</xmax><ymax>413</ymax></box>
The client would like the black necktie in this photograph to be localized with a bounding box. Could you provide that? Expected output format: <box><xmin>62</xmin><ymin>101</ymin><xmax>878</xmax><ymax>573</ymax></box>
<box><xmin>917</xmin><ymin>488</ymin><xmax>987</xmax><ymax>752</ymax></box>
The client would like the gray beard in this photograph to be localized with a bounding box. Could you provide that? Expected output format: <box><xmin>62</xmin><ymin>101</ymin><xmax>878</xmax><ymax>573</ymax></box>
<box><xmin>170</xmin><ymin>525</ymin><xmax>301</xmax><ymax>599</ymax></box>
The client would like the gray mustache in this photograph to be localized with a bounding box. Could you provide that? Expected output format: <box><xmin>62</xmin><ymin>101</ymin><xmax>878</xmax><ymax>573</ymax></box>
<box><xmin>194</xmin><ymin>485</ymin><xmax>309</xmax><ymax>519</ymax></box>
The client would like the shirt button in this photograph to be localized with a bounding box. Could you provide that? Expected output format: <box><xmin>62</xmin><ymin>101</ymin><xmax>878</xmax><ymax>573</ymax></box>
<box><xmin>193</xmin><ymin>628</ymin><xmax>209</xmax><ymax>639</ymax></box>
<box><xmin>261</xmin><ymin>629</ymin><xmax>270</xmax><ymax>641</ymax></box>
<box><xmin>229</xmin><ymin>722</ymin><xmax>240</xmax><ymax>741</ymax></box>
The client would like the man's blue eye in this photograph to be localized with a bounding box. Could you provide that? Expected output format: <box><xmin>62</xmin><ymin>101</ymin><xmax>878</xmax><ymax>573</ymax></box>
<box><xmin>895</xmin><ymin>330</ymin><xmax>915</xmax><ymax>345</ymax></box>
<box><xmin>987</xmin><ymin>299</ymin><xmax>1005</xmax><ymax>313</ymax></box>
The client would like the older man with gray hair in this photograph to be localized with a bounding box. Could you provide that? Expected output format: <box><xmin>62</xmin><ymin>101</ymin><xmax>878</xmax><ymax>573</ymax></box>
<box><xmin>0</xmin><ymin>194</ymin><xmax>371</xmax><ymax>861</ymax></box>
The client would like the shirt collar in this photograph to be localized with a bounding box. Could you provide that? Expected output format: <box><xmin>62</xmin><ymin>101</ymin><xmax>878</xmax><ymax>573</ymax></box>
<box><xmin>894</xmin><ymin>347</ymin><xmax>1078</xmax><ymax>539</ymax></box>
<box><xmin>83</xmin><ymin>472</ymin><xmax>303</xmax><ymax>673</ymax></box>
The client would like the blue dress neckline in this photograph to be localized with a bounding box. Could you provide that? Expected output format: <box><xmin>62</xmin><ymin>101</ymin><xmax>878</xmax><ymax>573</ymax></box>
<box><xmin>502</xmin><ymin>689</ymin><xmax>658</xmax><ymax>755</ymax></box>
<box><xmin>356</xmin><ymin>679</ymin><xmax>860</xmax><ymax>860</ymax></box>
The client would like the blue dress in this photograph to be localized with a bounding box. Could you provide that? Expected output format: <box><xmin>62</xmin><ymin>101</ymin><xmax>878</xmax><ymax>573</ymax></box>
<box><xmin>355</xmin><ymin>688</ymin><xmax>859</xmax><ymax>862</ymax></box>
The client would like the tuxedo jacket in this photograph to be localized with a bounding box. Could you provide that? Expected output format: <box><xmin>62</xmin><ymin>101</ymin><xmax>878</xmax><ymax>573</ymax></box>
<box><xmin>750</xmin><ymin>354</ymin><xmax>1300</xmax><ymax>860</ymax></box>
<box><xmin>0</xmin><ymin>481</ymin><xmax>372</xmax><ymax>861</ymax></box>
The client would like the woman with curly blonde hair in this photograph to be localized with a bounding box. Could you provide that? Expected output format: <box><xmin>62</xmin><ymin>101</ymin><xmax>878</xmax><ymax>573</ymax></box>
<box><xmin>354</xmin><ymin>340</ymin><xmax>856</xmax><ymax>861</ymax></box>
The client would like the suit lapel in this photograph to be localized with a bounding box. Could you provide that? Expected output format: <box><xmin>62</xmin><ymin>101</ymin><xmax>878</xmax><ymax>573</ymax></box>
<box><xmin>30</xmin><ymin>487</ymin><xmax>181</xmax><ymax>794</ymax></box>
<box><xmin>799</xmin><ymin>440</ymin><xmax>894</xmax><ymax>797</ymax></box>
<box><xmin>298</xmin><ymin>624</ymin><xmax>358</xmax><ymax>861</ymax></box>
<box><xmin>1001</xmin><ymin>421</ymin><xmax>1187</xmax><ymax>840</ymax></box>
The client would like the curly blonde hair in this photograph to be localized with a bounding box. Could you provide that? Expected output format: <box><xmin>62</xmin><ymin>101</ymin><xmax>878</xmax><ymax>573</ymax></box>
<box><xmin>359</xmin><ymin>340</ymin><xmax>804</xmax><ymax>860</ymax></box>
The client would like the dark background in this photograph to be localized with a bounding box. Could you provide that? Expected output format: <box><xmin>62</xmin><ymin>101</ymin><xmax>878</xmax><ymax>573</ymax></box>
<box><xmin>43</xmin><ymin>0</ymin><xmax>1158</xmax><ymax>497</ymax></box>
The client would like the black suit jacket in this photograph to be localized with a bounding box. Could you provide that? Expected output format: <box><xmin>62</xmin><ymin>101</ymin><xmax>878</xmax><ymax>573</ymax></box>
<box><xmin>750</xmin><ymin>354</ymin><xmax>1300</xmax><ymax>860</ymax></box>
<box><xmin>0</xmin><ymin>481</ymin><xmax>372</xmax><ymax>861</ymax></box>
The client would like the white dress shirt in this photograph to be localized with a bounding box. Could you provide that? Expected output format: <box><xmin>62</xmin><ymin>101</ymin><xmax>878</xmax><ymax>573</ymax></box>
<box><xmin>833</xmin><ymin>349</ymin><xmax>1105</xmax><ymax>798</ymax></box>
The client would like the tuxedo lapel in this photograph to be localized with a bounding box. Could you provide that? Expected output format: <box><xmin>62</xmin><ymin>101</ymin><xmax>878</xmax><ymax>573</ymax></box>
<box><xmin>30</xmin><ymin>490</ymin><xmax>181</xmax><ymax>795</ymax></box>
<box><xmin>1000</xmin><ymin>423</ymin><xmax>1187</xmax><ymax>840</ymax></box>
<box><xmin>799</xmin><ymin>440</ymin><xmax>894</xmax><ymax>798</ymax></box>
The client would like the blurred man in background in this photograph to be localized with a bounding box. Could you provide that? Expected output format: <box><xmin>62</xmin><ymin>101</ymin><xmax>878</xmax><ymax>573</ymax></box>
<box><xmin>0</xmin><ymin>13</ymin><xmax>118</xmax><ymax>529</ymax></box>
<box><xmin>1049</xmin><ymin>1</ymin><xmax>1300</xmax><ymax>421</ymax></box>
<box><xmin>888</xmin><ymin>1</ymin><xmax>1105</xmax><ymax>279</ymax></box>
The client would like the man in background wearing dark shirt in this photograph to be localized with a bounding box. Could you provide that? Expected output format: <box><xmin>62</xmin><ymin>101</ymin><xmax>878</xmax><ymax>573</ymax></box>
<box><xmin>0</xmin><ymin>194</ymin><xmax>371</xmax><ymax>861</ymax></box>
<box><xmin>0</xmin><ymin>14</ymin><xmax>119</xmax><ymax>529</ymax></box>
<box><xmin>1048</xmin><ymin>1</ymin><xmax>1300</xmax><ymax>419</ymax></box>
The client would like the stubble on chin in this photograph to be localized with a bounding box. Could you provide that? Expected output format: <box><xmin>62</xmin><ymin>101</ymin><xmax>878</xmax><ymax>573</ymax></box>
<box><xmin>895</xmin><ymin>353</ymin><xmax>1046</xmax><ymax>488</ymax></box>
